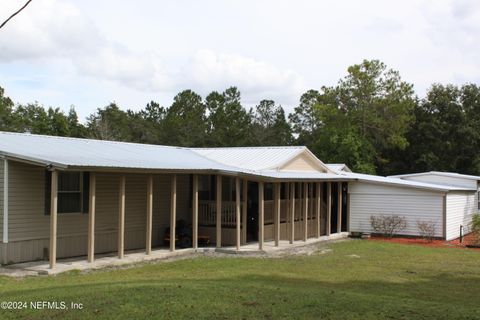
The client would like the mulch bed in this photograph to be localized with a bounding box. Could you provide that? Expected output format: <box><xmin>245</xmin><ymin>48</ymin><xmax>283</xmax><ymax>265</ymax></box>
<box><xmin>369</xmin><ymin>233</ymin><xmax>480</xmax><ymax>251</ymax></box>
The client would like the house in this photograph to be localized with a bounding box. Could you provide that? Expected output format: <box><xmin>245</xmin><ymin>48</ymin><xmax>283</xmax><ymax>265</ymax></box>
<box><xmin>0</xmin><ymin>131</ymin><xmax>478</xmax><ymax>267</ymax></box>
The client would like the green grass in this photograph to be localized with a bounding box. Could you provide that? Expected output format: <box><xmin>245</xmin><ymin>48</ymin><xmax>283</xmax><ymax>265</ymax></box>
<box><xmin>1</xmin><ymin>240</ymin><xmax>480</xmax><ymax>319</ymax></box>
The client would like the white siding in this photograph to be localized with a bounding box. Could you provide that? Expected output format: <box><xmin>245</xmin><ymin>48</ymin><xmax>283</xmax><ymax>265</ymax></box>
<box><xmin>445</xmin><ymin>192</ymin><xmax>477</xmax><ymax>240</ymax></box>
<box><xmin>349</xmin><ymin>182</ymin><xmax>444</xmax><ymax>237</ymax></box>
<box><xmin>400</xmin><ymin>174</ymin><xmax>477</xmax><ymax>189</ymax></box>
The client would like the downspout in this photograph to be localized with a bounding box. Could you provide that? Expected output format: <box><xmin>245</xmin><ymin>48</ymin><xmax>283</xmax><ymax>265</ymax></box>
<box><xmin>3</xmin><ymin>158</ymin><xmax>8</xmax><ymax>243</ymax></box>
<box><xmin>442</xmin><ymin>193</ymin><xmax>447</xmax><ymax>240</ymax></box>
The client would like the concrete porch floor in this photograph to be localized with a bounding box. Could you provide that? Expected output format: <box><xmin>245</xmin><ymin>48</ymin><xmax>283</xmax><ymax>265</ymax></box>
<box><xmin>0</xmin><ymin>232</ymin><xmax>348</xmax><ymax>277</ymax></box>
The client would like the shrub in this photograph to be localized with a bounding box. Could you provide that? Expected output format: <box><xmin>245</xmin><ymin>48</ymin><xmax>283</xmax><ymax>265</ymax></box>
<box><xmin>416</xmin><ymin>220</ymin><xmax>436</xmax><ymax>242</ymax></box>
<box><xmin>370</xmin><ymin>215</ymin><xmax>407</xmax><ymax>237</ymax></box>
<box><xmin>470</xmin><ymin>213</ymin><xmax>480</xmax><ymax>245</ymax></box>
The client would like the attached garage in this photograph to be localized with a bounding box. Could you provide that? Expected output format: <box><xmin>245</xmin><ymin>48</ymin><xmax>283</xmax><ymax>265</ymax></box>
<box><xmin>345</xmin><ymin>172</ymin><xmax>479</xmax><ymax>241</ymax></box>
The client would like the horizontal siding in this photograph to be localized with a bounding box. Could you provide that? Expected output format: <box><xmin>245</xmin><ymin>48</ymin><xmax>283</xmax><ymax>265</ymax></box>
<box><xmin>446</xmin><ymin>192</ymin><xmax>477</xmax><ymax>240</ymax></box>
<box><xmin>349</xmin><ymin>182</ymin><xmax>444</xmax><ymax>237</ymax></box>
<box><xmin>0</xmin><ymin>159</ymin><xmax>4</xmax><ymax>243</ymax></box>
<box><xmin>403</xmin><ymin>175</ymin><xmax>477</xmax><ymax>189</ymax></box>
<box><xmin>6</xmin><ymin>160</ymin><xmax>190</xmax><ymax>263</ymax></box>
<box><xmin>281</xmin><ymin>153</ymin><xmax>321</xmax><ymax>172</ymax></box>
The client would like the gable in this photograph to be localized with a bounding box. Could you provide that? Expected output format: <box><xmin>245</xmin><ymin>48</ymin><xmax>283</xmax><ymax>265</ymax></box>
<box><xmin>279</xmin><ymin>152</ymin><xmax>327</xmax><ymax>172</ymax></box>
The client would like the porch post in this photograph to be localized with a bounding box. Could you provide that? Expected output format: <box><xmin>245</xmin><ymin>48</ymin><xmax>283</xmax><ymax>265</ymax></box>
<box><xmin>87</xmin><ymin>173</ymin><xmax>96</xmax><ymax>263</ymax></box>
<box><xmin>337</xmin><ymin>182</ymin><xmax>342</xmax><ymax>234</ymax></box>
<box><xmin>118</xmin><ymin>175</ymin><xmax>126</xmax><ymax>259</ymax></box>
<box><xmin>303</xmin><ymin>183</ymin><xmax>308</xmax><ymax>241</ymax></box>
<box><xmin>170</xmin><ymin>174</ymin><xmax>177</xmax><ymax>252</ymax></box>
<box><xmin>275</xmin><ymin>182</ymin><xmax>281</xmax><ymax>246</ymax></box>
<box><xmin>242</xmin><ymin>179</ymin><xmax>247</xmax><ymax>244</ymax></box>
<box><xmin>216</xmin><ymin>175</ymin><xmax>222</xmax><ymax>248</ymax></box>
<box><xmin>146</xmin><ymin>175</ymin><xmax>153</xmax><ymax>255</ymax></box>
<box><xmin>326</xmin><ymin>182</ymin><xmax>331</xmax><ymax>236</ymax></box>
<box><xmin>346</xmin><ymin>185</ymin><xmax>350</xmax><ymax>232</ymax></box>
<box><xmin>316</xmin><ymin>182</ymin><xmax>321</xmax><ymax>238</ymax></box>
<box><xmin>289</xmin><ymin>182</ymin><xmax>295</xmax><ymax>244</ymax></box>
<box><xmin>192</xmin><ymin>174</ymin><xmax>199</xmax><ymax>249</ymax></box>
<box><xmin>49</xmin><ymin>170</ymin><xmax>58</xmax><ymax>269</ymax></box>
<box><xmin>235</xmin><ymin>177</ymin><xmax>241</xmax><ymax>251</ymax></box>
<box><xmin>258</xmin><ymin>181</ymin><xmax>264</xmax><ymax>250</ymax></box>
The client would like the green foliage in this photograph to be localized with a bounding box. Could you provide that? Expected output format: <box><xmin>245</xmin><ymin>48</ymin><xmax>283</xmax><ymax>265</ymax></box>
<box><xmin>471</xmin><ymin>214</ymin><xmax>480</xmax><ymax>244</ymax></box>
<box><xmin>251</xmin><ymin>99</ymin><xmax>293</xmax><ymax>146</ymax></box>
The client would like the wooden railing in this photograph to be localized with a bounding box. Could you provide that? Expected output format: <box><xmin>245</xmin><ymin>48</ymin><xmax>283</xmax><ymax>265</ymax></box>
<box><xmin>198</xmin><ymin>199</ymin><xmax>328</xmax><ymax>227</ymax></box>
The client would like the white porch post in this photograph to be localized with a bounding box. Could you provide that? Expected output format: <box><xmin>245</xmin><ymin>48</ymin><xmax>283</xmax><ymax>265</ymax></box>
<box><xmin>274</xmin><ymin>182</ymin><xmax>281</xmax><ymax>246</ymax></box>
<box><xmin>289</xmin><ymin>182</ymin><xmax>295</xmax><ymax>244</ymax></box>
<box><xmin>118</xmin><ymin>175</ymin><xmax>126</xmax><ymax>259</ymax></box>
<box><xmin>326</xmin><ymin>182</ymin><xmax>331</xmax><ymax>236</ymax></box>
<box><xmin>242</xmin><ymin>179</ymin><xmax>247</xmax><ymax>244</ymax></box>
<box><xmin>170</xmin><ymin>174</ymin><xmax>177</xmax><ymax>252</ymax></box>
<box><xmin>146</xmin><ymin>175</ymin><xmax>153</xmax><ymax>255</ymax></box>
<box><xmin>216</xmin><ymin>175</ymin><xmax>222</xmax><ymax>248</ymax></box>
<box><xmin>87</xmin><ymin>173</ymin><xmax>96</xmax><ymax>263</ymax></box>
<box><xmin>235</xmin><ymin>177</ymin><xmax>241</xmax><ymax>251</ymax></box>
<box><xmin>316</xmin><ymin>182</ymin><xmax>321</xmax><ymax>238</ymax></box>
<box><xmin>258</xmin><ymin>181</ymin><xmax>264</xmax><ymax>250</ymax></box>
<box><xmin>337</xmin><ymin>182</ymin><xmax>342</xmax><ymax>234</ymax></box>
<box><xmin>49</xmin><ymin>170</ymin><xmax>58</xmax><ymax>269</ymax></box>
<box><xmin>303</xmin><ymin>183</ymin><xmax>308</xmax><ymax>242</ymax></box>
<box><xmin>192</xmin><ymin>174</ymin><xmax>199</xmax><ymax>249</ymax></box>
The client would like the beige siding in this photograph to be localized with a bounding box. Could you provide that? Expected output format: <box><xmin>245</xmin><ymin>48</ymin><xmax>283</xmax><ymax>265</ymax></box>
<box><xmin>0</xmin><ymin>159</ymin><xmax>4</xmax><ymax>243</ymax></box>
<box><xmin>5</xmin><ymin>160</ymin><xmax>190</xmax><ymax>264</ymax></box>
<box><xmin>446</xmin><ymin>192</ymin><xmax>477</xmax><ymax>240</ymax></box>
<box><xmin>349</xmin><ymin>181</ymin><xmax>444</xmax><ymax>237</ymax></box>
<box><xmin>280</xmin><ymin>153</ymin><xmax>324</xmax><ymax>172</ymax></box>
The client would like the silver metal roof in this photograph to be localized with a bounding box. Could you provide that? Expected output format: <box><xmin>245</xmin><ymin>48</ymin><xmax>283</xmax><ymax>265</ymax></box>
<box><xmin>0</xmin><ymin>131</ymin><xmax>474</xmax><ymax>191</ymax></box>
<box><xmin>326</xmin><ymin>163</ymin><xmax>352</xmax><ymax>173</ymax></box>
<box><xmin>339</xmin><ymin>172</ymin><xmax>476</xmax><ymax>192</ymax></box>
<box><xmin>192</xmin><ymin>146</ymin><xmax>307</xmax><ymax>171</ymax></box>
<box><xmin>388</xmin><ymin>171</ymin><xmax>480</xmax><ymax>181</ymax></box>
<box><xmin>0</xmin><ymin>132</ymin><xmax>238</xmax><ymax>172</ymax></box>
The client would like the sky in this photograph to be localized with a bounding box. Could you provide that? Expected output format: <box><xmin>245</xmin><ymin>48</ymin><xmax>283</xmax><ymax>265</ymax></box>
<box><xmin>1</xmin><ymin>0</ymin><xmax>479</xmax><ymax>121</ymax></box>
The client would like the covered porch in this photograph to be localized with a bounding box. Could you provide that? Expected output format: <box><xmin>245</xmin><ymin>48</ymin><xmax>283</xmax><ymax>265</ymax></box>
<box><xmin>47</xmin><ymin>170</ymin><xmax>350</xmax><ymax>269</ymax></box>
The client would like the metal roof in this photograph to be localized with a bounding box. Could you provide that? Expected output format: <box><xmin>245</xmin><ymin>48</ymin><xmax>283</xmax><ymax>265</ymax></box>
<box><xmin>0</xmin><ymin>131</ymin><xmax>475</xmax><ymax>191</ymax></box>
<box><xmin>339</xmin><ymin>172</ymin><xmax>476</xmax><ymax>192</ymax></box>
<box><xmin>191</xmin><ymin>146</ymin><xmax>307</xmax><ymax>171</ymax></box>
<box><xmin>326</xmin><ymin>163</ymin><xmax>352</xmax><ymax>173</ymax></box>
<box><xmin>0</xmin><ymin>131</ymin><xmax>238</xmax><ymax>172</ymax></box>
<box><xmin>388</xmin><ymin>171</ymin><xmax>480</xmax><ymax>181</ymax></box>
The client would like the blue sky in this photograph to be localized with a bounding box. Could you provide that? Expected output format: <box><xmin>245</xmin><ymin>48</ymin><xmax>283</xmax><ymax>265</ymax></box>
<box><xmin>1</xmin><ymin>0</ymin><xmax>479</xmax><ymax>121</ymax></box>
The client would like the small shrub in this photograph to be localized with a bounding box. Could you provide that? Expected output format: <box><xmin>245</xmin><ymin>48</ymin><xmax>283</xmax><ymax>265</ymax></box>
<box><xmin>470</xmin><ymin>213</ymin><xmax>480</xmax><ymax>245</ymax></box>
<box><xmin>370</xmin><ymin>215</ymin><xmax>407</xmax><ymax>237</ymax></box>
<box><xmin>417</xmin><ymin>220</ymin><xmax>436</xmax><ymax>242</ymax></box>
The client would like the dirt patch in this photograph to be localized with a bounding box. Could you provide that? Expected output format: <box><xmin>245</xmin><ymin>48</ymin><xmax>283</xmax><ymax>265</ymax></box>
<box><xmin>369</xmin><ymin>233</ymin><xmax>480</xmax><ymax>251</ymax></box>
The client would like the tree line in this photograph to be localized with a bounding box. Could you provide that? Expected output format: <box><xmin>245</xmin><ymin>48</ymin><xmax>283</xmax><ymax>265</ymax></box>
<box><xmin>1</xmin><ymin>59</ymin><xmax>479</xmax><ymax>176</ymax></box>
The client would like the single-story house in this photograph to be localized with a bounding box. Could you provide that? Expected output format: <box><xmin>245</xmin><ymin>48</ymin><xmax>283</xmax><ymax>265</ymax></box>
<box><xmin>0</xmin><ymin>131</ymin><xmax>478</xmax><ymax>267</ymax></box>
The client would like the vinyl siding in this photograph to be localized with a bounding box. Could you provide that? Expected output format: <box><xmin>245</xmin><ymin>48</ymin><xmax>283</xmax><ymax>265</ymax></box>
<box><xmin>349</xmin><ymin>181</ymin><xmax>444</xmax><ymax>237</ymax></box>
<box><xmin>5</xmin><ymin>160</ymin><xmax>190</xmax><ymax>263</ymax></box>
<box><xmin>400</xmin><ymin>175</ymin><xmax>477</xmax><ymax>189</ymax></box>
<box><xmin>0</xmin><ymin>159</ymin><xmax>4</xmax><ymax>243</ymax></box>
<box><xmin>445</xmin><ymin>192</ymin><xmax>477</xmax><ymax>240</ymax></box>
<box><xmin>280</xmin><ymin>153</ymin><xmax>324</xmax><ymax>172</ymax></box>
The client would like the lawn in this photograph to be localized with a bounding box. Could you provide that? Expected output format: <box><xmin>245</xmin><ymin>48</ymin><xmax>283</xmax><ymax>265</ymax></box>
<box><xmin>0</xmin><ymin>240</ymin><xmax>479</xmax><ymax>320</ymax></box>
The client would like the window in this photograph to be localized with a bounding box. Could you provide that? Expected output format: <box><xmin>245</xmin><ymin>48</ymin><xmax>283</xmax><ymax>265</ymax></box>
<box><xmin>45</xmin><ymin>171</ymin><xmax>90</xmax><ymax>215</ymax></box>
<box><xmin>58</xmin><ymin>172</ymin><xmax>82</xmax><ymax>213</ymax></box>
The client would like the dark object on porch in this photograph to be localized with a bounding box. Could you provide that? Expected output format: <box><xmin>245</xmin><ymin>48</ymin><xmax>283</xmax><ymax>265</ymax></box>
<box><xmin>164</xmin><ymin>219</ymin><xmax>210</xmax><ymax>248</ymax></box>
